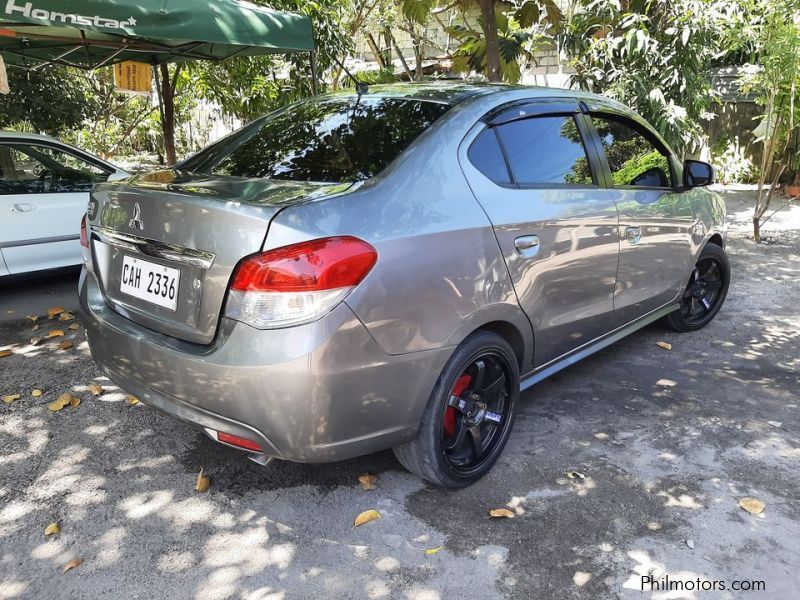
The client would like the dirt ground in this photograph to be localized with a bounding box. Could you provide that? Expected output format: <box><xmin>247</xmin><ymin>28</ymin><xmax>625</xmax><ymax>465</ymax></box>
<box><xmin>1</xmin><ymin>185</ymin><xmax>798</xmax><ymax>599</ymax></box>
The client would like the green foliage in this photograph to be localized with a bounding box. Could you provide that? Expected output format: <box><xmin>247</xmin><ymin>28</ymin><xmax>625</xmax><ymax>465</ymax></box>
<box><xmin>449</xmin><ymin>9</ymin><xmax>534</xmax><ymax>83</ymax></box>
<box><xmin>340</xmin><ymin>68</ymin><xmax>400</xmax><ymax>88</ymax></box>
<box><xmin>0</xmin><ymin>66</ymin><xmax>90</xmax><ymax>135</ymax></box>
<box><xmin>611</xmin><ymin>150</ymin><xmax>667</xmax><ymax>186</ymax></box>
<box><xmin>710</xmin><ymin>139</ymin><xmax>755</xmax><ymax>183</ymax></box>
<box><xmin>734</xmin><ymin>0</ymin><xmax>800</xmax><ymax>239</ymax></box>
<box><xmin>563</xmin><ymin>0</ymin><xmax>746</xmax><ymax>154</ymax></box>
<box><xmin>187</xmin><ymin>0</ymin><xmax>352</xmax><ymax>121</ymax></box>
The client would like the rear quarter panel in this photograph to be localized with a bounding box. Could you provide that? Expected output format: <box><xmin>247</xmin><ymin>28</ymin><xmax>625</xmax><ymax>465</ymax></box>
<box><xmin>263</xmin><ymin>98</ymin><xmax>534</xmax><ymax>366</ymax></box>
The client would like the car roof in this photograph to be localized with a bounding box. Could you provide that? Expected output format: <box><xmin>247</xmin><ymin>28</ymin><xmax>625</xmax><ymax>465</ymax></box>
<box><xmin>328</xmin><ymin>81</ymin><xmax>628</xmax><ymax>110</ymax></box>
<box><xmin>0</xmin><ymin>131</ymin><xmax>65</xmax><ymax>142</ymax></box>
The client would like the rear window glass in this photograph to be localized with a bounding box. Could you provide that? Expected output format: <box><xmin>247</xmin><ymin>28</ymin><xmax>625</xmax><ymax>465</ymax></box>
<box><xmin>181</xmin><ymin>96</ymin><xmax>450</xmax><ymax>183</ymax></box>
<box><xmin>495</xmin><ymin>116</ymin><xmax>594</xmax><ymax>185</ymax></box>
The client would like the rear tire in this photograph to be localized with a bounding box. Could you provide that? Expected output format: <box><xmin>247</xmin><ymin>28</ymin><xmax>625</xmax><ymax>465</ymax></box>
<box><xmin>663</xmin><ymin>242</ymin><xmax>729</xmax><ymax>332</ymax></box>
<box><xmin>393</xmin><ymin>331</ymin><xmax>519</xmax><ymax>488</ymax></box>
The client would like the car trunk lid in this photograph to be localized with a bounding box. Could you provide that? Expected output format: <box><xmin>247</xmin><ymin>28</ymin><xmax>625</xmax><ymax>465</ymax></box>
<box><xmin>88</xmin><ymin>170</ymin><xmax>351</xmax><ymax>344</ymax></box>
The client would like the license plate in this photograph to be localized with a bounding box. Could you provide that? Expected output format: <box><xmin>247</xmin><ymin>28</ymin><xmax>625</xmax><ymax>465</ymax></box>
<box><xmin>120</xmin><ymin>255</ymin><xmax>180</xmax><ymax>311</ymax></box>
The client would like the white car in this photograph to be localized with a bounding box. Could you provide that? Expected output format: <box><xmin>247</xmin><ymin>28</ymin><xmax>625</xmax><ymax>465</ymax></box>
<box><xmin>0</xmin><ymin>132</ymin><xmax>128</xmax><ymax>277</ymax></box>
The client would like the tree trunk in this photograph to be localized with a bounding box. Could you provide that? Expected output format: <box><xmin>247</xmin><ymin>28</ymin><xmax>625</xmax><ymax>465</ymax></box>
<box><xmin>388</xmin><ymin>31</ymin><xmax>414</xmax><ymax>81</ymax></box>
<box><xmin>158</xmin><ymin>64</ymin><xmax>178</xmax><ymax>166</ymax></box>
<box><xmin>366</xmin><ymin>33</ymin><xmax>386</xmax><ymax>69</ymax></box>
<box><xmin>752</xmin><ymin>216</ymin><xmax>761</xmax><ymax>244</ymax></box>
<box><xmin>477</xmin><ymin>0</ymin><xmax>502</xmax><ymax>82</ymax></box>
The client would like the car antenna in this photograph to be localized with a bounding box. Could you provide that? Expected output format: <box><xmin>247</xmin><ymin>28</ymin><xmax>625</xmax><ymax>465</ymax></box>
<box><xmin>331</xmin><ymin>56</ymin><xmax>369</xmax><ymax>96</ymax></box>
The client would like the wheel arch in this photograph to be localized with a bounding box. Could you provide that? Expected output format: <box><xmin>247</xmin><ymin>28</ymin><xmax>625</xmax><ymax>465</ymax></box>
<box><xmin>707</xmin><ymin>233</ymin><xmax>724</xmax><ymax>249</ymax></box>
<box><xmin>471</xmin><ymin>320</ymin><xmax>530</xmax><ymax>372</ymax></box>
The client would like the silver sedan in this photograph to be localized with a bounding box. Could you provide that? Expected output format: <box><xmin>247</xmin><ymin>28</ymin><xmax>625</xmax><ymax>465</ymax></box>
<box><xmin>79</xmin><ymin>83</ymin><xmax>729</xmax><ymax>487</ymax></box>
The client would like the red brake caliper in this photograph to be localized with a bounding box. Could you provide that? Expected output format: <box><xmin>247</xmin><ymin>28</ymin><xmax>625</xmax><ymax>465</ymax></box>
<box><xmin>445</xmin><ymin>374</ymin><xmax>472</xmax><ymax>437</ymax></box>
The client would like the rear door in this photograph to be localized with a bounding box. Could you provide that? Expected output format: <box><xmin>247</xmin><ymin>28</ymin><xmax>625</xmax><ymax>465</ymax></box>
<box><xmin>584</xmin><ymin>113</ymin><xmax>695</xmax><ymax>327</ymax></box>
<box><xmin>0</xmin><ymin>141</ymin><xmax>112</xmax><ymax>274</ymax></box>
<box><xmin>460</xmin><ymin>99</ymin><xmax>620</xmax><ymax>367</ymax></box>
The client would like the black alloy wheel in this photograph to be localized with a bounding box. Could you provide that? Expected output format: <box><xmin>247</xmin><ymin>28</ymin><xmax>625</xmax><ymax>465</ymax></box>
<box><xmin>664</xmin><ymin>242</ymin><xmax>730</xmax><ymax>332</ymax></box>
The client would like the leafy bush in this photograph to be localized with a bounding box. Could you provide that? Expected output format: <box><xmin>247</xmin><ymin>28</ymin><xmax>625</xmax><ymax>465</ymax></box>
<box><xmin>711</xmin><ymin>140</ymin><xmax>756</xmax><ymax>184</ymax></box>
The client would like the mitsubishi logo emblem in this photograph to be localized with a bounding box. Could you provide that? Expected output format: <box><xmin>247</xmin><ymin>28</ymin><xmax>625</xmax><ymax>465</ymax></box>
<box><xmin>129</xmin><ymin>202</ymin><xmax>144</xmax><ymax>231</ymax></box>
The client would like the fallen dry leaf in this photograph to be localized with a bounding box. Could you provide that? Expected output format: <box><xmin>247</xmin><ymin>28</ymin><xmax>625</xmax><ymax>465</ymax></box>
<box><xmin>739</xmin><ymin>497</ymin><xmax>765</xmax><ymax>515</ymax></box>
<box><xmin>30</xmin><ymin>337</ymin><xmax>44</xmax><ymax>346</ymax></box>
<box><xmin>58</xmin><ymin>341</ymin><xmax>73</xmax><ymax>351</ymax></box>
<box><xmin>48</xmin><ymin>393</ymin><xmax>74</xmax><ymax>412</ymax></box>
<box><xmin>566</xmin><ymin>470</ymin><xmax>586</xmax><ymax>480</ymax></box>
<box><xmin>89</xmin><ymin>384</ymin><xmax>104</xmax><ymax>396</ymax></box>
<box><xmin>358</xmin><ymin>473</ymin><xmax>378</xmax><ymax>490</ymax></box>
<box><xmin>58</xmin><ymin>312</ymin><xmax>75</xmax><ymax>322</ymax></box>
<box><xmin>68</xmin><ymin>323</ymin><xmax>80</xmax><ymax>331</ymax></box>
<box><xmin>32</xmin><ymin>324</ymin><xmax>40</xmax><ymax>331</ymax></box>
<box><xmin>195</xmin><ymin>468</ymin><xmax>211</xmax><ymax>493</ymax></box>
<box><xmin>488</xmin><ymin>508</ymin><xmax>515</xmax><ymax>519</ymax></box>
<box><xmin>27</xmin><ymin>315</ymin><xmax>39</xmax><ymax>323</ymax></box>
<box><xmin>47</xmin><ymin>330</ymin><xmax>65</xmax><ymax>338</ymax></box>
<box><xmin>31</xmin><ymin>389</ymin><xmax>43</xmax><ymax>397</ymax></box>
<box><xmin>69</xmin><ymin>396</ymin><xmax>81</xmax><ymax>408</ymax></box>
<box><xmin>2</xmin><ymin>393</ymin><xmax>21</xmax><ymax>404</ymax></box>
<box><xmin>0</xmin><ymin>350</ymin><xmax>12</xmax><ymax>358</ymax></box>
<box><xmin>126</xmin><ymin>395</ymin><xmax>139</xmax><ymax>406</ymax></box>
<box><xmin>425</xmin><ymin>546</ymin><xmax>444</xmax><ymax>556</ymax></box>
<box><xmin>47</xmin><ymin>307</ymin><xmax>66</xmax><ymax>319</ymax></box>
<box><xmin>656</xmin><ymin>341</ymin><xmax>672</xmax><ymax>351</ymax></box>
<box><xmin>353</xmin><ymin>509</ymin><xmax>381</xmax><ymax>527</ymax></box>
<box><xmin>44</xmin><ymin>522</ymin><xmax>60</xmax><ymax>536</ymax></box>
<box><xmin>62</xmin><ymin>558</ymin><xmax>83</xmax><ymax>573</ymax></box>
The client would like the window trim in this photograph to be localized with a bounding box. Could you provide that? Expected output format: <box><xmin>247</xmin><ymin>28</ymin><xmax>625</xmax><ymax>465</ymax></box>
<box><xmin>0</xmin><ymin>140</ymin><xmax>114</xmax><ymax>196</ymax></box>
<box><xmin>467</xmin><ymin>112</ymin><xmax>601</xmax><ymax>189</ymax></box>
<box><xmin>585</xmin><ymin>112</ymin><xmax>680</xmax><ymax>192</ymax></box>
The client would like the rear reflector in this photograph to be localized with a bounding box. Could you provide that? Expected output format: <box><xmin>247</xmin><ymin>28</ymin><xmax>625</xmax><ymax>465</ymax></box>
<box><xmin>217</xmin><ymin>431</ymin><xmax>263</xmax><ymax>453</ymax></box>
<box><xmin>226</xmin><ymin>236</ymin><xmax>377</xmax><ymax>329</ymax></box>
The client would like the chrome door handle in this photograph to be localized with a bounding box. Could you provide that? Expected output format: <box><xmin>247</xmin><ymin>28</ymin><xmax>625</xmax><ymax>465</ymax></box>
<box><xmin>10</xmin><ymin>203</ymin><xmax>35</xmax><ymax>212</ymax></box>
<box><xmin>625</xmin><ymin>226</ymin><xmax>641</xmax><ymax>245</ymax></box>
<box><xmin>514</xmin><ymin>234</ymin><xmax>540</xmax><ymax>256</ymax></box>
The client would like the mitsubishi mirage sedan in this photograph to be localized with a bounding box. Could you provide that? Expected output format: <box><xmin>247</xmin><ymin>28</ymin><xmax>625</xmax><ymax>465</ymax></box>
<box><xmin>79</xmin><ymin>83</ymin><xmax>729</xmax><ymax>488</ymax></box>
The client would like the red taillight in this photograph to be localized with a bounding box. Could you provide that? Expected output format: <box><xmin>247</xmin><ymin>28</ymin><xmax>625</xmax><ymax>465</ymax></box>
<box><xmin>217</xmin><ymin>431</ymin><xmax>263</xmax><ymax>453</ymax></box>
<box><xmin>231</xmin><ymin>236</ymin><xmax>377</xmax><ymax>292</ymax></box>
<box><xmin>80</xmin><ymin>214</ymin><xmax>89</xmax><ymax>248</ymax></box>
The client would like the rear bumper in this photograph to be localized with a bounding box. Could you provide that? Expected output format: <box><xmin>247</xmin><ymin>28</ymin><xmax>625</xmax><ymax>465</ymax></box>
<box><xmin>79</xmin><ymin>269</ymin><xmax>451</xmax><ymax>463</ymax></box>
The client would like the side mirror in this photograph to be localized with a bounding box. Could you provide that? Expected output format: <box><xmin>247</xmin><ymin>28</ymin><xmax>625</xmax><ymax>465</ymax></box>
<box><xmin>683</xmin><ymin>160</ymin><xmax>714</xmax><ymax>188</ymax></box>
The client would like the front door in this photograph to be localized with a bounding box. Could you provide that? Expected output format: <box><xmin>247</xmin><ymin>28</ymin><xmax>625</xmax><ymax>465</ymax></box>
<box><xmin>586</xmin><ymin>114</ymin><xmax>696</xmax><ymax>327</ymax></box>
<box><xmin>460</xmin><ymin>100</ymin><xmax>620</xmax><ymax>368</ymax></box>
<box><xmin>0</xmin><ymin>142</ymin><xmax>111</xmax><ymax>274</ymax></box>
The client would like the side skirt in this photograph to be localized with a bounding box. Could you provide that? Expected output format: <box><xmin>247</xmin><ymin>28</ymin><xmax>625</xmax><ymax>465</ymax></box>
<box><xmin>520</xmin><ymin>302</ymin><xmax>679</xmax><ymax>391</ymax></box>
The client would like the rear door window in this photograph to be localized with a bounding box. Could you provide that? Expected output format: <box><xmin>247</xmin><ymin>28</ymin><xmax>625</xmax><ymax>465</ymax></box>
<box><xmin>495</xmin><ymin>116</ymin><xmax>594</xmax><ymax>186</ymax></box>
<box><xmin>182</xmin><ymin>96</ymin><xmax>451</xmax><ymax>184</ymax></box>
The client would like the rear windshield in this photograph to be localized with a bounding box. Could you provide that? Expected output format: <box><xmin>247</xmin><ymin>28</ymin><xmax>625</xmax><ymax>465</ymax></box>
<box><xmin>181</xmin><ymin>96</ymin><xmax>451</xmax><ymax>183</ymax></box>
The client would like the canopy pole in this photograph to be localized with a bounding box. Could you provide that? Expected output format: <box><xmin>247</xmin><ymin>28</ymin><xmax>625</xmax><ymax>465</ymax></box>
<box><xmin>309</xmin><ymin>51</ymin><xmax>318</xmax><ymax>95</ymax></box>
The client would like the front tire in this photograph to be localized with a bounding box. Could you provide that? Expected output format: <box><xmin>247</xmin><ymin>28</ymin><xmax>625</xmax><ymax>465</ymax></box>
<box><xmin>663</xmin><ymin>242</ymin><xmax>730</xmax><ymax>332</ymax></box>
<box><xmin>393</xmin><ymin>331</ymin><xmax>519</xmax><ymax>488</ymax></box>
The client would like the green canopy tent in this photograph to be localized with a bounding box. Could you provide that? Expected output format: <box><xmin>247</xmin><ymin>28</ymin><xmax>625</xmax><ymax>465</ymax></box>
<box><xmin>0</xmin><ymin>0</ymin><xmax>317</xmax><ymax>162</ymax></box>
<box><xmin>0</xmin><ymin>0</ymin><xmax>315</xmax><ymax>68</ymax></box>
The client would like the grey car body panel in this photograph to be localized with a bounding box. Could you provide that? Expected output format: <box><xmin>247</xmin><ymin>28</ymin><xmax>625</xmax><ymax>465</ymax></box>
<box><xmin>80</xmin><ymin>83</ymin><xmax>727</xmax><ymax>463</ymax></box>
<box><xmin>80</xmin><ymin>268</ymin><xmax>451</xmax><ymax>461</ymax></box>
